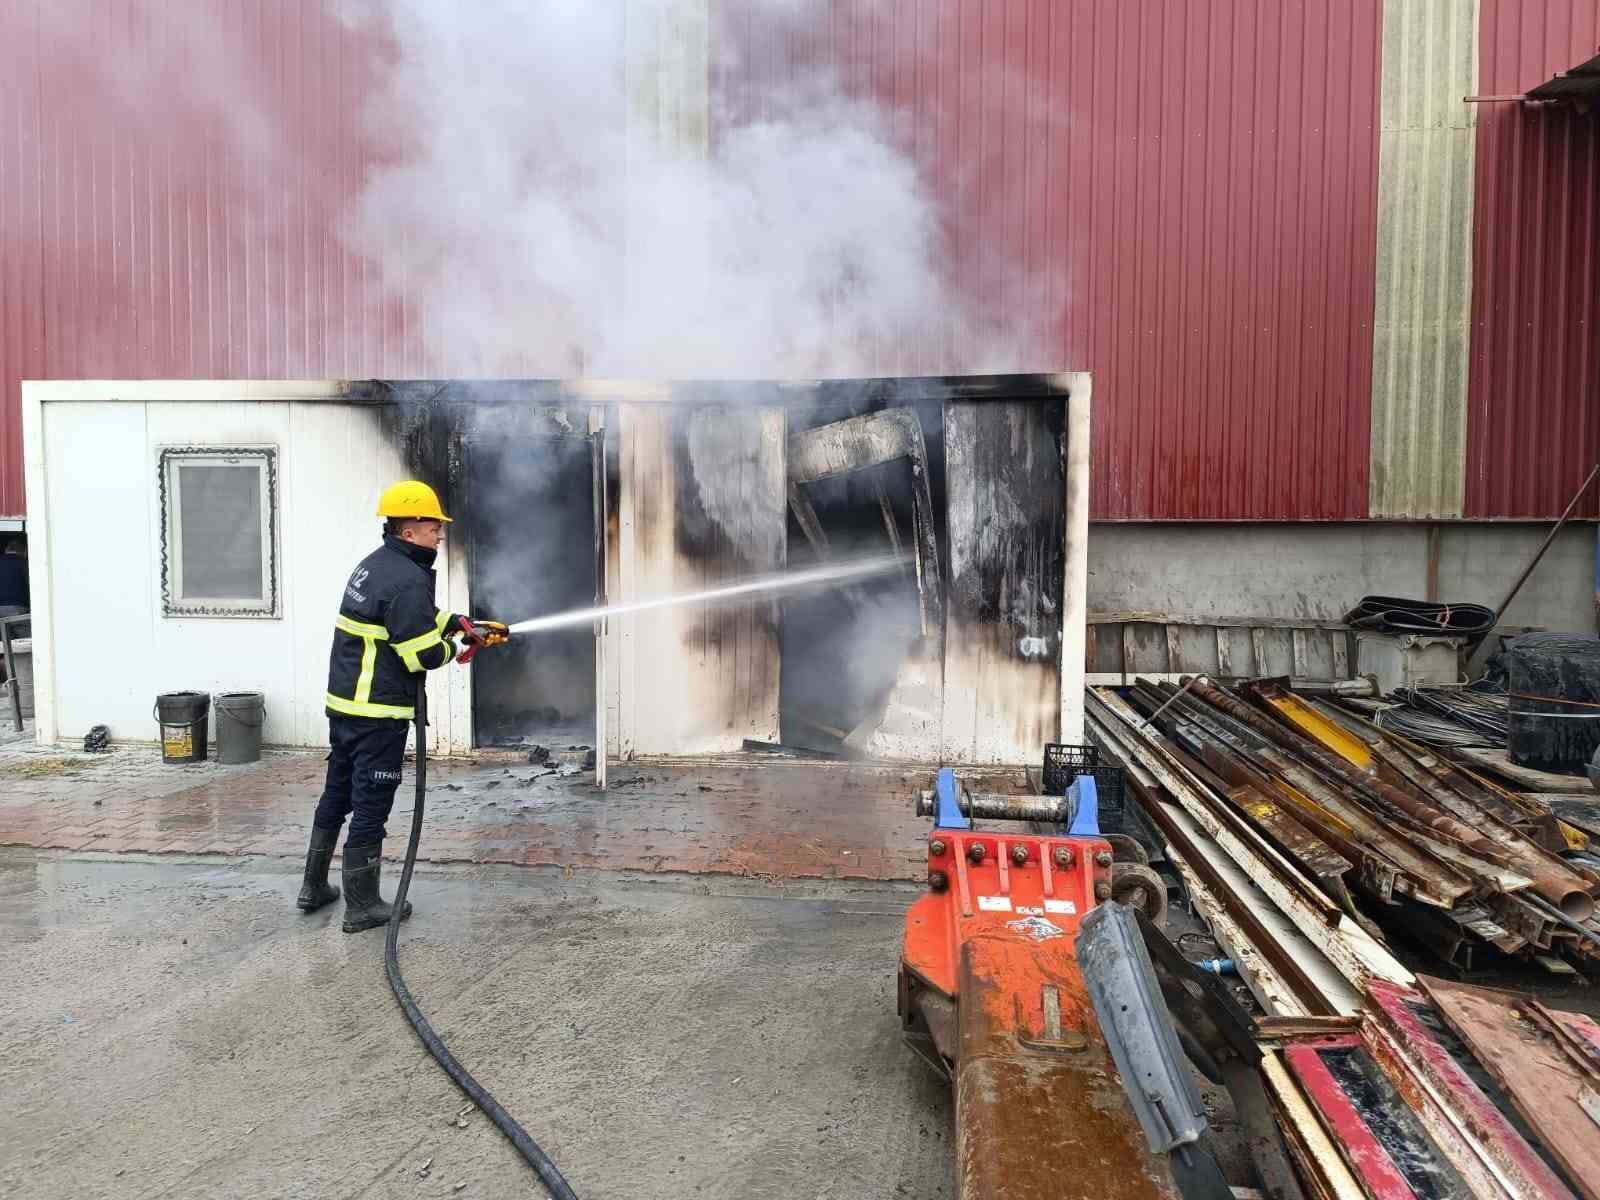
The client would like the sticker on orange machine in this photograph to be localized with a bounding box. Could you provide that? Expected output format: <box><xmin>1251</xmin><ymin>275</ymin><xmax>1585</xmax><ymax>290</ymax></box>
<box><xmin>977</xmin><ymin>895</ymin><xmax>1013</xmax><ymax>912</ymax></box>
<box><xmin>1007</xmin><ymin>916</ymin><xmax>1065</xmax><ymax>941</ymax></box>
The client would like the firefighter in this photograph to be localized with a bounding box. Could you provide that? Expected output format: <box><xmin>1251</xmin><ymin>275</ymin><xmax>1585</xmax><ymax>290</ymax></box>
<box><xmin>296</xmin><ymin>480</ymin><xmax>508</xmax><ymax>933</ymax></box>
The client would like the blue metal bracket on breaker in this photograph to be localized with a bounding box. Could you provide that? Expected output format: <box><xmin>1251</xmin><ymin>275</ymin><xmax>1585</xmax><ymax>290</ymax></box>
<box><xmin>1066</xmin><ymin>774</ymin><xmax>1100</xmax><ymax>837</ymax></box>
<box><xmin>931</xmin><ymin>768</ymin><xmax>969</xmax><ymax>830</ymax></box>
<box><xmin>928</xmin><ymin>767</ymin><xmax>1101</xmax><ymax>837</ymax></box>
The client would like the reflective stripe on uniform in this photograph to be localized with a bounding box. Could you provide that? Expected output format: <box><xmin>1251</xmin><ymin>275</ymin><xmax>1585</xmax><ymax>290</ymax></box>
<box><xmin>334</xmin><ymin>612</ymin><xmax>393</xmax><ymax>708</ymax></box>
<box><xmin>393</xmin><ymin>626</ymin><xmax>447</xmax><ymax>673</ymax></box>
<box><xmin>325</xmin><ymin>692</ymin><xmax>415</xmax><ymax>720</ymax></box>
<box><xmin>356</xmin><ymin>635</ymin><xmax>380</xmax><ymax>700</ymax></box>
<box><xmin>335</xmin><ymin>614</ymin><xmax>389</xmax><ymax>640</ymax></box>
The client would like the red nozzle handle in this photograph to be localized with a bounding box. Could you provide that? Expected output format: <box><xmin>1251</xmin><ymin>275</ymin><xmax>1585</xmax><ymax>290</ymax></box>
<box><xmin>456</xmin><ymin>616</ymin><xmax>482</xmax><ymax>665</ymax></box>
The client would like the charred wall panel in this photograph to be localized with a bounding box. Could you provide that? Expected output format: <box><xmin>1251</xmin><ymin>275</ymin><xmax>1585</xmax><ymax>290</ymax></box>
<box><xmin>611</xmin><ymin>402</ymin><xmax>785</xmax><ymax>755</ymax></box>
<box><xmin>941</xmin><ymin>400</ymin><xmax>1065</xmax><ymax>763</ymax></box>
<box><xmin>464</xmin><ymin>413</ymin><xmax>598</xmax><ymax>748</ymax></box>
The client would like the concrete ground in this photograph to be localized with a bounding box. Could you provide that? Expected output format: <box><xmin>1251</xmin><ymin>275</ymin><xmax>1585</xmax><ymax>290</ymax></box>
<box><xmin>0</xmin><ymin>739</ymin><xmax>1000</xmax><ymax>881</ymax></box>
<box><xmin>0</xmin><ymin>740</ymin><xmax>1272</xmax><ymax>1198</ymax></box>
<box><xmin>0</xmin><ymin>743</ymin><xmax>1021</xmax><ymax>1199</ymax></box>
<box><xmin>0</xmin><ymin>849</ymin><xmax>954</xmax><ymax>1200</ymax></box>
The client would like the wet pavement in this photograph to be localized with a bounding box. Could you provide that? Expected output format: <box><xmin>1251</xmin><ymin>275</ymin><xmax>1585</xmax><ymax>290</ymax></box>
<box><xmin>0</xmin><ymin>744</ymin><xmax>1014</xmax><ymax>1197</ymax></box>
<box><xmin>0</xmin><ymin>741</ymin><xmax>1212</xmax><ymax>1198</ymax></box>
<box><xmin>0</xmin><ymin>849</ymin><xmax>954</xmax><ymax>1199</ymax></box>
<box><xmin>0</xmin><ymin>740</ymin><xmax>1032</xmax><ymax>882</ymax></box>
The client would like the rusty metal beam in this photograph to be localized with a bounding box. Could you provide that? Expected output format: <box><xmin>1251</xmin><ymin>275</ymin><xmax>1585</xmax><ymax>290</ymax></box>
<box><xmin>1099</xmin><ymin>689</ymin><xmax>1337</xmax><ymax>918</ymax></box>
<box><xmin>1235</xmin><ymin>682</ymin><xmax>1596</xmax><ymax>920</ymax></box>
<box><xmin>1364</xmin><ymin>981</ymin><xmax>1576</xmax><ymax>1200</ymax></box>
<box><xmin>1142</xmin><ymin>683</ymin><xmax>1450</xmax><ymax>905</ymax></box>
<box><xmin>1179</xmin><ymin>683</ymin><xmax>1473</xmax><ymax>907</ymax></box>
<box><xmin>1135</xmin><ymin>782</ymin><xmax>1355</xmax><ymax>1016</ymax></box>
<box><xmin>1089</xmin><ymin>690</ymin><xmax>1413</xmax><ymax>994</ymax></box>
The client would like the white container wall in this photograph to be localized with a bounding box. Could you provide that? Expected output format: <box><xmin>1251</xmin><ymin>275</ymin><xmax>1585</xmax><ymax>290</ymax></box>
<box><xmin>24</xmin><ymin>374</ymin><xmax>1091</xmax><ymax>765</ymax></box>
<box><xmin>21</xmin><ymin>381</ymin><xmax>471</xmax><ymax>753</ymax></box>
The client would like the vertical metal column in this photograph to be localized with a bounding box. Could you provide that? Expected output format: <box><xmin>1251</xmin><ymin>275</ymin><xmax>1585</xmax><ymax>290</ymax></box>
<box><xmin>1</xmin><ymin>615</ymin><xmax>23</xmax><ymax>732</ymax></box>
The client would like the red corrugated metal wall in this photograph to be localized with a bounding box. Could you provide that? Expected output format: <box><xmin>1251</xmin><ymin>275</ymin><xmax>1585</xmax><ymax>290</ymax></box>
<box><xmin>0</xmin><ymin>0</ymin><xmax>43</xmax><ymax>518</ymax></box>
<box><xmin>1466</xmin><ymin>0</ymin><xmax>1600</xmax><ymax>518</ymax></box>
<box><xmin>716</xmin><ymin>0</ymin><xmax>1384</xmax><ymax>519</ymax></box>
<box><xmin>0</xmin><ymin>0</ymin><xmax>417</xmax><ymax>519</ymax></box>
<box><xmin>0</xmin><ymin>0</ymin><xmax>1384</xmax><ymax>520</ymax></box>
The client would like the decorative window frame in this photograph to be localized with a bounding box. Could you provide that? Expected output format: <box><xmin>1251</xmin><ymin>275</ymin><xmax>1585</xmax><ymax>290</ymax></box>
<box><xmin>158</xmin><ymin>446</ymin><xmax>281</xmax><ymax>618</ymax></box>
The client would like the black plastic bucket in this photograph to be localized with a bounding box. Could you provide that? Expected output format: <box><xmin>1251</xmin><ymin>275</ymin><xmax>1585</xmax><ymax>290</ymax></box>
<box><xmin>155</xmin><ymin>691</ymin><xmax>210</xmax><ymax>764</ymax></box>
<box><xmin>214</xmin><ymin>692</ymin><xmax>265</xmax><ymax>765</ymax></box>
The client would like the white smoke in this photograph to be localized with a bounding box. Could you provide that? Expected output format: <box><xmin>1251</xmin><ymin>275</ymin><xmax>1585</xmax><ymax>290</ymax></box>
<box><xmin>336</xmin><ymin>0</ymin><xmax>1052</xmax><ymax>378</ymax></box>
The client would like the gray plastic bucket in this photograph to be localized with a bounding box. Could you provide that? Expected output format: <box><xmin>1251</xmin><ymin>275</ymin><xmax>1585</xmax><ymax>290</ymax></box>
<box><xmin>214</xmin><ymin>692</ymin><xmax>266</xmax><ymax>765</ymax></box>
<box><xmin>155</xmin><ymin>691</ymin><xmax>210</xmax><ymax>764</ymax></box>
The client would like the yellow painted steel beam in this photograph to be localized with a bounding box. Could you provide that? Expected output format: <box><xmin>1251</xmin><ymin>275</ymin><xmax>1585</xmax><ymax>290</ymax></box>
<box><xmin>1260</xmin><ymin>692</ymin><xmax>1373</xmax><ymax>769</ymax></box>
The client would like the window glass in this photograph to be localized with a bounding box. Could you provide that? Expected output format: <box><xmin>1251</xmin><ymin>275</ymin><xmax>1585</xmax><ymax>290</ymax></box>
<box><xmin>177</xmin><ymin>464</ymin><xmax>264</xmax><ymax>600</ymax></box>
<box><xmin>159</xmin><ymin>447</ymin><xmax>278</xmax><ymax>618</ymax></box>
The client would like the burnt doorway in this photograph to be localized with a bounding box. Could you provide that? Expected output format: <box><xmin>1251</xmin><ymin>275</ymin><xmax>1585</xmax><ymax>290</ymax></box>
<box><xmin>466</xmin><ymin>427</ymin><xmax>598</xmax><ymax>750</ymax></box>
<box><xmin>780</xmin><ymin>399</ymin><xmax>946</xmax><ymax>756</ymax></box>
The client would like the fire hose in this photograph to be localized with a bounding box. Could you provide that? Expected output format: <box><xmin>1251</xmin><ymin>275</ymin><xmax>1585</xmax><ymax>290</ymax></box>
<box><xmin>376</xmin><ymin>562</ymin><xmax>899</xmax><ymax>1195</ymax></box>
<box><xmin>384</xmin><ymin>667</ymin><xmax>580</xmax><ymax>1197</ymax></box>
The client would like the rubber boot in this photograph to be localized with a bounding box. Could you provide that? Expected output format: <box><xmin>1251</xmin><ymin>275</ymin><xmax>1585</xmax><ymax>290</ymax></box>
<box><xmin>295</xmin><ymin>826</ymin><xmax>341</xmax><ymax>912</ymax></box>
<box><xmin>340</xmin><ymin>840</ymin><xmax>413</xmax><ymax>934</ymax></box>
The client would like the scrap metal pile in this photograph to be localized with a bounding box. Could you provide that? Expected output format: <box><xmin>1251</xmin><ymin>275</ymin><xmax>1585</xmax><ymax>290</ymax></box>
<box><xmin>1087</xmin><ymin>676</ymin><xmax>1600</xmax><ymax>1200</ymax></box>
<box><xmin>1257</xmin><ymin>977</ymin><xmax>1600</xmax><ymax>1200</ymax></box>
<box><xmin>1371</xmin><ymin>684</ymin><xmax>1511</xmax><ymax>748</ymax></box>
<box><xmin>1086</xmin><ymin>678</ymin><xmax>1600</xmax><ymax>1006</ymax></box>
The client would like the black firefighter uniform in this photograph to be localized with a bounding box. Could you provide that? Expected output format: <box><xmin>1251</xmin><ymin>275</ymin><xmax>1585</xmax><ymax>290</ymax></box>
<box><xmin>313</xmin><ymin>534</ymin><xmax>461</xmax><ymax>844</ymax></box>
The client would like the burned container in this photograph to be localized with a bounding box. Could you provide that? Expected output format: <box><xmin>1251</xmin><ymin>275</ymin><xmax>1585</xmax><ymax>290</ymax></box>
<box><xmin>214</xmin><ymin>692</ymin><xmax>265</xmax><ymax>764</ymax></box>
<box><xmin>155</xmin><ymin>691</ymin><xmax>210</xmax><ymax>764</ymax></box>
<box><xmin>1507</xmin><ymin>634</ymin><xmax>1600</xmax><ymax>772</ymax></box>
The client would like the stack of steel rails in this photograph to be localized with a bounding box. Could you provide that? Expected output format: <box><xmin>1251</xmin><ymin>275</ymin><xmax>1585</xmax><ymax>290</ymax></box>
<box><xmin>1086</xmin><ymin>678</ymin><xmax>1600</xmax><ymax>1003</ymax></box>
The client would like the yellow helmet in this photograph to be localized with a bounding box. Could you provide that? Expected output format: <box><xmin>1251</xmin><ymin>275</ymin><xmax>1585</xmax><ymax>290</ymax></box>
<box><xmin>377</xmin><ymin>480</ymin><xmax>452</xmax><ymax>523</ymax></box>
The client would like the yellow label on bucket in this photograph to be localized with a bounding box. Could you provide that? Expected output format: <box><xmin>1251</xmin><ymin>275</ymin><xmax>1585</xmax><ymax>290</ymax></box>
<box><xmin>162</xmin><ymin>724</ymin><xmax>193</xmax><ymax>758</ymax></box>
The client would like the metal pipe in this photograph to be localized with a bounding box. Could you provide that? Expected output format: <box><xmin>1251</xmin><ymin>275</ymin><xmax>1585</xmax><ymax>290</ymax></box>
<box><xmin>1</xmin><ymin>615</ymin><xmax>21</xmax><ymax>734</ymax></box>
<box><xmin>915</xmin><ymin>789</ymin><xmax>1071</xmax><ymax>823</ymax></box>
<box><xmin>1135</xmin><ymin>673</ymin><xmax>1207</xmax><ymax>732</ymax></box>
<box><xmin>1520</xmin><ymin>893</ymin><xmax>1600</xmax><ymax>952</ymax></box>
<box><xmin>1290</xmin><ymin>678</ymin><xmax>1378</xmax><ymax>698</ymax></box>
<box><xmin>1493</xmin><ymin>462</ymin><xmax>1600</xmax><ymax>625</ymax></box>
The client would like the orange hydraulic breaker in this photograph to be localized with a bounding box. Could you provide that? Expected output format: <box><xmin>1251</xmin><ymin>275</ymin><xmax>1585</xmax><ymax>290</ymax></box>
<box><xmin>899</xmin><ymin>771</ymin><xmax>1195</xmax><ymax>1200</ymax></box>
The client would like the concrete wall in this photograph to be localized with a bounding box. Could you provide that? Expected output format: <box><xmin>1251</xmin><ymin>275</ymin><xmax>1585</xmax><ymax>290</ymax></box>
<box><xmin>1088</xmin><ymin>521</ymin><xmax>1596</xmax><ymax>674</ymax></box>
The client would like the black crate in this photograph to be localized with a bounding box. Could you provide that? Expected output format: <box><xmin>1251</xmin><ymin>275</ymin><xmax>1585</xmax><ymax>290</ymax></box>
<box><xmin>1042</xmin><ymin>743</ymin><xmax>1098</xmax><ymax>795</ymax></box>
<box><xmin>1043</xmin><ymin>742</ymin><xmax>1128</xmax><ymax>830</ymax></box>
